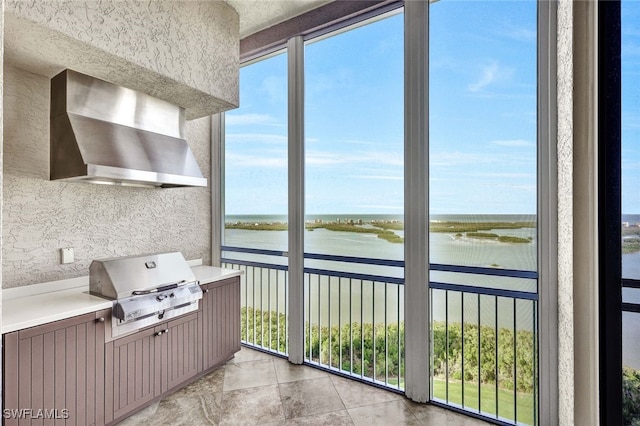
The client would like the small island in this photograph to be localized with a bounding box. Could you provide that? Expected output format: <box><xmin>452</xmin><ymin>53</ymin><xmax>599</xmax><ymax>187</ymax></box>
<box><xmin>226</xmin><ymin>218</ymin><xmax>536</xmax><ymax>245</ymax></box>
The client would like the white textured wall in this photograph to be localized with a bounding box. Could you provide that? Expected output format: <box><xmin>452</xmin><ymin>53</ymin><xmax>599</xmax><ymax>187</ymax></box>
<box><xmin>6</xmin><ymin>0</ymin><xmax>238</xmax><ymax>108</ymax></box>
<box><xmin>4</xmin><ymin>0</ymin><xmax>238</xmax><ymax>119</ymax></box>
<box><xmin>556</xmin><ymin>0</ymin><xmax>574</xmax><ymax>424</ymax></box>
<box><xmin>2</xmin><ymin>65</ymin><xmax>211</xmax><ymax>288</ymax></box>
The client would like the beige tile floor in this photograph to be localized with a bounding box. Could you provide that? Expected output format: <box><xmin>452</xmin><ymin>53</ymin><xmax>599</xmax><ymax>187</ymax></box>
<box><xmin>118</xmin><ymin>347</ymin><xmax>490</xmax><ymax>425</ymax></box>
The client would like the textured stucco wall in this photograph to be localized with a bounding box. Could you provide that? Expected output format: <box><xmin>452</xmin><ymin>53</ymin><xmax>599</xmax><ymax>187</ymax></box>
<box><xmin>2</xmin><ymin>65</ymin><xmax>211</xmax><ymax>288</ymax></box>
<box><xmin>556</xmin><ymin>0</ymin><xmax>574</xmax><ymax>425</ymax></box>
<box><xmin>6</xmin><ymin>0</ymin><xmax>238</xmax><ymax>108</ymax></box>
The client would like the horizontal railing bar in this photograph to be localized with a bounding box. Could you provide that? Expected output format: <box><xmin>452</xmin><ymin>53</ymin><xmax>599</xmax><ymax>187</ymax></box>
<box><xmin>429</xmin><ymin>281</ymin><xmax>539</xmax><ymax>301</ymax></box>
<box><xmin>302</xmin><ymin>360</ymin><xmax>405</xmax><ymax>395</ymax></box>
<box><xmin>221</xmin><ymin>258</ymin><xmax>289</xmax><ymax>271</ymax></box>
<box><xmin>304</xmin><ymin>267</ymin><xmax>405</xmax><ymax>285</ymax></box>
<box><xmin>304</xmin><ymin>252</ymin><xmax>405</xmax><ymax>267</ymax></box>
<box><xmin>222</xmin><ymin>245</ymin><xmax>287</xmax><ymax>257</ymax></box>
<box><xmin>429</xmin><ymin>400</ymin><xmax>516</xmax><ymax>426</ymax></box>
<box><xmin>430</xmin><ymin>263</ymin><xmax>538</xmax><ymax>280</ymax></box>
<box><xmin>623</xmin><ymin>278</ymin><xmax>640</xmax><ymax>289</ymax></box>
<box><xmin>622</xmin><ymin>302</ymin><xmax>640</xmax><ymax>313</ymax></box>
<box><xmin>241</xmin><ymin>342</ymin><xmax>289</xmax><ymax>359</ymax></box>
<box><xmin>221</xmin><ymin>246</ymin><xmax>539</xmax><ymax>281</ymax></box>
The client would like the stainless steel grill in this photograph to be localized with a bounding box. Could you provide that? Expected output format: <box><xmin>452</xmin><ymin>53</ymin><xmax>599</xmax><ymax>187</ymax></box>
<box><xmin>89</xmin><ymin>252</ymin><xmax>202</xmax><ymax>337</ymax></box>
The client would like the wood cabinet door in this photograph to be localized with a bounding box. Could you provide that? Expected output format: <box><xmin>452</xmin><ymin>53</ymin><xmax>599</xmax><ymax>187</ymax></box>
<box><xmin>3</xmin><ymin>310</ymin><xmax>107</xmax><ymax>426</ymax></box>
<box><xmin>159</xmin><ymin>312</ymin><xmax>201</xmax><ymax>393</ymax></box>
<box><xmin>201</xmin><ymin>277</ymin><xmax>241</xmax><ymax>371</ymax></box>
<box><xmin>104</xmin><ymin>325</ymin><xmax>160</xmax><ymax>424</ymax></box>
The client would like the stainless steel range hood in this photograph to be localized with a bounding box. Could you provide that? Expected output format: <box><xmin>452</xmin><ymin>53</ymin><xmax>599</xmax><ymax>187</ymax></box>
<box><xmin>50</xmin><ymin>69</ymin><xmax>207</xmax><ymax>188</ymax></box>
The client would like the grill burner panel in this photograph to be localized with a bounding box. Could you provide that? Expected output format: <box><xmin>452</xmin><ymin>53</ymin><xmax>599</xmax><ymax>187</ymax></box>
<box><xmin>89</xmin><ymin>252</ymin><xmax>202</xmax><ymax>338</ymax></box>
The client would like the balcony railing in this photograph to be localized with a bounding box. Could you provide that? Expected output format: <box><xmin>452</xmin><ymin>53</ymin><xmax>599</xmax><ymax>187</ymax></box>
<box><xmin>302</xmin><ymin>253</ymin><xmax>405</xmax><ymax>391</ymax></box>
<box><xmin>429</xmin><ymin>264</ymin><xmax>538</xmax><ymax>426</ymax></box>
<box><xmin>222</xmin><ymin>245</ymin><xmax>538</xmax><ymax>425</ymax></box>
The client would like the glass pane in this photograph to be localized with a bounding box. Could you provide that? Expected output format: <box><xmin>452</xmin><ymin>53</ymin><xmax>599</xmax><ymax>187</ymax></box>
<box><xmin>224</xmin><ymin>52</ymin><xmax>289</xmax><ymax>354</ymax></box>
<box><xmin>429</xmin><ymin>1</ymin><xmax>538</xmax><ymax>424</ymax></box>
<box><xmin>303</xmin><ymin>11</ymin><xmax>405</xmax><ymax>389</ymax></box>
<box><xmin>225</xmin><ymin>51</ymin><xmax>288</xmax><ymax>255</ymax></box>
<box><xmin>304</xmin><ymin>12</ymin><xmax>404</xmax><ymax>264</ymax></box>
<box><xmin>622</xmin><ymin>1</ymin><xmax>640</xmax><ymax>423</ymax></box>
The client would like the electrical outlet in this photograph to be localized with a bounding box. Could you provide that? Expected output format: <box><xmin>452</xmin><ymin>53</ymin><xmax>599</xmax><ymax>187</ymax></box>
<box><xmin>60</xmin><ymin>248</ymin><xmax>74</xmax><ymax>264</ymax></box>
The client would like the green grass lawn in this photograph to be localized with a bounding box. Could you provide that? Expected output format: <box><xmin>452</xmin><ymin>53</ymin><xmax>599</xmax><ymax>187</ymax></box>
<box><xmin>432</xmin><ymin>379</ymin><xmax>535</xmax><ymax>425</ymax></box>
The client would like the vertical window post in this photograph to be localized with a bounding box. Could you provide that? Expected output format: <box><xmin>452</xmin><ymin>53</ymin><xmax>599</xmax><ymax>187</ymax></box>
<box><xmin>211</xmin><ymin>113</ymin><xmax>224</xmax><ymax>266</ymax></box>
<box><xmin>288</xmin><ymin>35</ymin><xmax>305</xmax><ymax>364</ymax></box>
<box><xmin>404</xmin><ymin>0</ymin><xmax>430</xmax><ymax>402</ymax></box>
<box><xmin>538</xmin><ymin>1</ymin><xmax>559</xmax><ymax>423</ymax></box>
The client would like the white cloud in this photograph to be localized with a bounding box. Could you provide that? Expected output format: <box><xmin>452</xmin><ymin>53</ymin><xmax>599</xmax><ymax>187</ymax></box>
<box><xmin>468</xmin><ymin>62</ymin><xmax>499</xmax><ymax>92</ymax></box>
<box><xmin>306</xmin><ymin>150</ymin><xmax>403</xmax><ymax>167</ymax></box>
<box><xmin>473</xmin><ymin>172</ymin><xmax>535</xmax><ymax>179</ymax></box>
<box><xmin>430</xmin><ymin>152</ymin><xmax>495</xmax><ymax>167</ymax></box>
<box><xmin>306</xmin><ymin>152</ymin><xmax>345</xmax><ymax>165</ymax></box>
<box><xmin>226</xmin><ymin>133</ymin><xmax>287</xmax><ymax>144</ymax></box>
<box><xmin>491</xmin><ymin>139</ymin><xmax>535</xmax><ymax>147</ymax></box>
<box><xmin>225</xmin><ymin>113</ymin><xmax>278</xmax><ymax>126</ymax></box>
<box><xmin>359</xmin><ymin>204</ymin><xmax>403</xmax><ymax>210</ymax></box>
<box><xmin>350</xmin><ymin>175</ymin><xmax>403</xmax><ymax>181</ymax></box>
<box><xmin>468</xmin><ymin>62</ymin><xmax>514</xmax><ymax>93</ymax></box>
<box><xmin>226</xmin><ymin>152</ymin><xmax>286</xmax><ymax>168</ymax></box>
<box><xmin>502</xmin><ymin>26</ymin><xmax>536</xmax><ymax>42</ymax></box>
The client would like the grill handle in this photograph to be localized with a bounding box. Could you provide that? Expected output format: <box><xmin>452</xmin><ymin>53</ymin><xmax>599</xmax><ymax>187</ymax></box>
<box><xmin>131</xmin><ymin>281</ymin><xmax>183</xmax><ymax>296</ymax></box>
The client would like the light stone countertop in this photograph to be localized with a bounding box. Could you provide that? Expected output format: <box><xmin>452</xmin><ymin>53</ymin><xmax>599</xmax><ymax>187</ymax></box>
<box><xmin>2</xmin><ymin>264</ymin><xmax>242</xmax><ymax>334</ymax></box>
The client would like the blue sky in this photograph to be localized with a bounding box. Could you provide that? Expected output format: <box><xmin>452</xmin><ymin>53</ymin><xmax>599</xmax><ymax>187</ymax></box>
<box><xmin>224</xmin><ymin>0</ymin><xmax>635</xmax><ymax>216</ymax></box>
<box><xmin>623</xmin><ymin>0</ymin><xmax>640</xmax><ymax>214</ymax></box>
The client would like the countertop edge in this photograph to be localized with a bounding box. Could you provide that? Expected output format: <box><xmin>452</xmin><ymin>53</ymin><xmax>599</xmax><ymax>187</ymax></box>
<box><xmin>2</xmin><ymin>266</ymin><xmax>242</xmax><ymax>334</ymax></box>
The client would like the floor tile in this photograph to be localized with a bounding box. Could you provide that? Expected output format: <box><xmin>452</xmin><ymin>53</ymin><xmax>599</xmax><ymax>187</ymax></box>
<box><xmin>220</xmin><ymin>384</ymin><xmax>285</xmax><ymax>425</ymax></box>
<box><xmin>285</xmin><ymin>410</ymin><xmax>354</xmax><ymax>425</ymax></box>
<box><xmin>165</xmin><ymin>366</ymin><xmax>225</xmax><ymax>400</ymax></box>
<box><xmin>273</xmin><ymin>357</ymin><xmax>328</xmax><ymax>384</ymax></box>
<box><xmin>404</xmin><ymin>400</ymin><xmax>491</xmax><ymax>425</ymax></box>
<box><xmin>278</xmin><ymin>377</ymin><xmax>346</xmax><ymax>419</ymax></box>
<box><xmin>229</xmin><ymin>346</ymin><xmax>275</xmax><ymax>364</ymax></box>
<box><xmin>119</xmin><ymin>393</ymin><xmax>222</xmax><ymax>426</ymax></box>
<box><xmin>115</xmin><ymin>345</ymin><xmax>496</xmax><ymax>426</ymax></box>
<box><xmin>330</xmin><ymin>375</ymin><xmax>403</xmax><ymax>409</ymax></box>
<box><xmin>223</xmin><ymin>359</ymin><xmax>277</xmax><ymax>391</ymax></box>
<box><xmin>347</xmin><ymin>400</ymin><xmax>422</xmax><ymax>426</ymax></box>
<box><xmin>116</xmin><ymin>401</ymin><xmax>159</xmax><ymax>425</ymax></box>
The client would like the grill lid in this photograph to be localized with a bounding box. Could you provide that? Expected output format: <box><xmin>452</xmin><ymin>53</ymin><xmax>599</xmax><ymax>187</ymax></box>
<box><xmin>89</xmin><ymin>252</ymin><xmax>196</xmax><ymax>299</ymax></box>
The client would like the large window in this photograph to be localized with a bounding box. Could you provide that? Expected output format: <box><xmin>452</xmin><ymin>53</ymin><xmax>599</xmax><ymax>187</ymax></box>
<box><xmin>222</xmin><ymin>1</ymin><xmax>549</xmax><ymax>423</ymax></box>
<box><xmin>224</xmin><ymin>52</ymin><xmax>288</xmax><ymax>253</ymax></box>
<box><xmin>303</xmin><ymin>11</ymin><xmax>405</xmax><ymax>388</ymax></box>
<box><xmin>223</xmin><ymin>52</ymin><xmax>289</xmax><ymax>353</ymax></box>
<box><xmin>621</xmin><ymin>1</ymin><xmax>640</xmax><ymax>423</ymax></box>
<box><xmin>429</xmin><ymin>1</ymin><xmax>538</xmax><ymax>424</ymax></box>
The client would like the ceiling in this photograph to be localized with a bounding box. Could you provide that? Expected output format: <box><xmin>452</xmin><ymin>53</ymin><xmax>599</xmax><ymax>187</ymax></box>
<box><xmin>226</xmin><ymin>0</ymin><xmax>334</xmax><ymax>38</ymax></box>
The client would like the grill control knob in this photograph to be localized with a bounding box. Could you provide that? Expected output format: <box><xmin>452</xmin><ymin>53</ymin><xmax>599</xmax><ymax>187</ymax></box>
<box><xmin>156</xmin><ymin>294</ymin><xmax>168</xmax><ymax>302</ymax></box>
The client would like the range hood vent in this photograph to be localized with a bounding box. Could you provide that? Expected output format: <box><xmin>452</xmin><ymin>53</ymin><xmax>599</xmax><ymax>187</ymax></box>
<box><xmin>50</xmin><ymin>70</ymin><xmax>207</xmax><ymax>188</ymax></box>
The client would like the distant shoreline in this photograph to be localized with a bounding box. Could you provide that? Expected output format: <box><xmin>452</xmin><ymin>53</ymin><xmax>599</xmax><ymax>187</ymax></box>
<box><xmin>225</xmin><ymin>219</ymin><xmax>536</xmax><ymax>245</ymax></box>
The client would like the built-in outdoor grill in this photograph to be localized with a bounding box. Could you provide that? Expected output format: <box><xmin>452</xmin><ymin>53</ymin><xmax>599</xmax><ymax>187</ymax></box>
<box><xmin>89</xmin><ymin>252</ymin><xmax>202</xmax><ymax>337</ymax></box>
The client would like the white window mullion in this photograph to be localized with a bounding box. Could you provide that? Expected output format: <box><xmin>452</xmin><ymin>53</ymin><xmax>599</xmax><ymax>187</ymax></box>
<box><xmin>211</xmin><ymin>113</ymin><xmax>224</xmax><ymax>266</ymax></box>
<box><xmin>288</xmin><ymin>35</ymin><xmax>305</xmax><ymax>364</ymax></box>
<box><xmin>537</xmin><ymin>0</ymin><xmax>559</xmax><ymax>423</ymax></box>
<box><xmin>404</xmin><ymin>0</ymin><xmax>430</xmax><ymax>403</ymax></box>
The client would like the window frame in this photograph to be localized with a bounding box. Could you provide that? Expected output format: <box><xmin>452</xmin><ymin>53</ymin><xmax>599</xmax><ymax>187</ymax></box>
<box><xmin>218</xmin><ymin>1</ymin><xmax>559</xmax><ymax>423</ymax></box>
